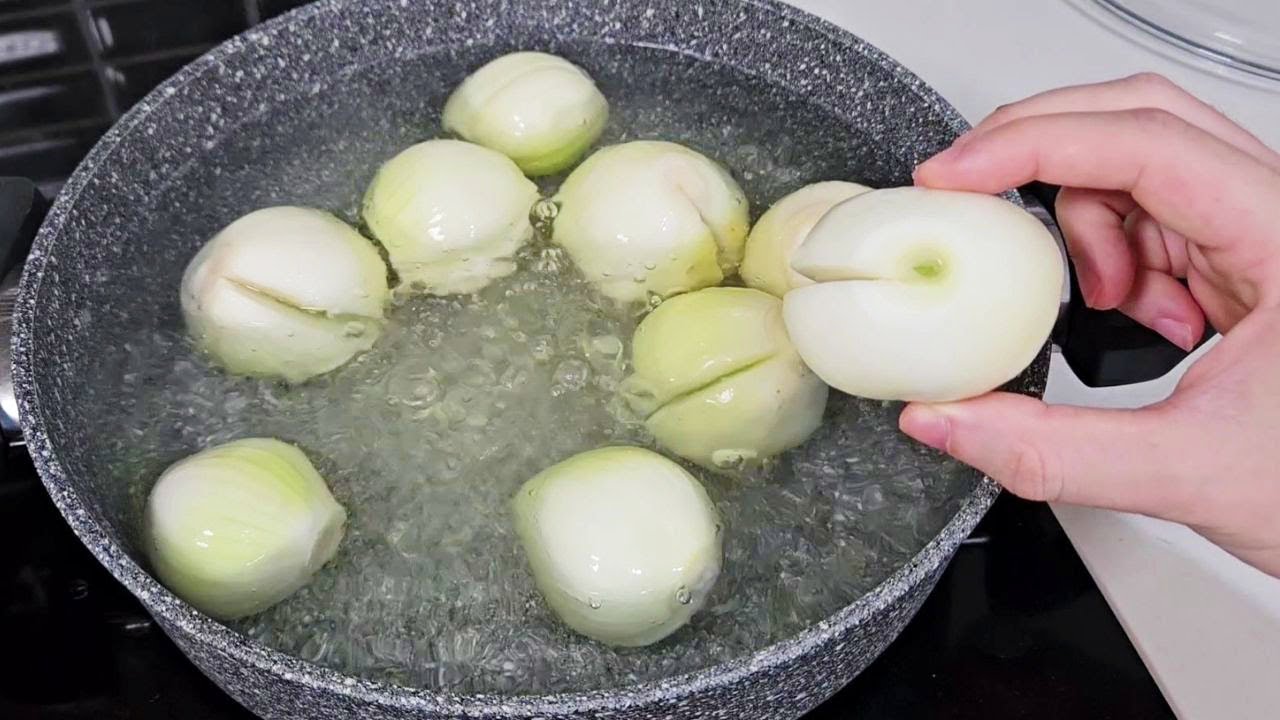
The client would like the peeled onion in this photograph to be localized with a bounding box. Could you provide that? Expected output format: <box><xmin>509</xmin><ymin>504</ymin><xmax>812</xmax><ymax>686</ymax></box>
<box><xmin>443</xmin><ymin>51</ymin><xmax>608</xmax><ymax>176</ymax></box>
<box><xmin>145</xmin><ymin>438</ymin><xmax>347</xmax><ymax>620</ymax></box>
<box><xmin>553</xmin><ymin>141</ymin><xmax>749</xmax><ymax>303</ymax></box>
<box><xmin>180</xmin><ymin>206</ymin><xmax>389</xmax><ymax>384</ymax></box>
<box><xmin>740</xmin><ymin>180</ymin><xmax>871</xmax><ymax>297</ymax></box>
<box><xmin>623</xmin><ymin>287</ymin><xmax>828</xmax><ymax>470</ymax></box>
<box><xmin>513</xmin><ymin>446</ymin><xmax>722</xmax><ymax>647</ymax></box>
<box><xmin>362</xmin><ymin>139</ymin><xmax>539</xmax><ymax>295</ymax></box>
<box><xmin>783</xmin><ymin>187</ymin><xmax>1065</xmax><ymax>402</ymax></box>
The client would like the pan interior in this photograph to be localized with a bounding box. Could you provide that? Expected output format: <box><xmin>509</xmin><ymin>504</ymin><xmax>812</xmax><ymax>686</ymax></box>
<box><xmin>32</xmin><ymin>38</ymin><xmax>986</xmax><ymax>693</ymax></box>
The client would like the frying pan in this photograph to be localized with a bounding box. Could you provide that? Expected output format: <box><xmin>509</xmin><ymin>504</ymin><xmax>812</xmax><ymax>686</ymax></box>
<box><xmin>0</xmin><ymin>0</ymin><xmax>1055</xmax><ymax>717</ymax></box>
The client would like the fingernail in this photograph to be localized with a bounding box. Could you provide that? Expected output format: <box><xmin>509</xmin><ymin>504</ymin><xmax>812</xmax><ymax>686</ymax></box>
<box><xmin>899</xmin><ymin>404</ymin><xmax>951</xmax><ymax>452</ymax></box>
<box><xmin>1153</xmin><ymin>317</ymin><xmax>1196</xmax><ymax>351</ymax></box>
<box><xmin>1074</xmin><ymin>259</ymin><xmax>1100</xmax><ymax>307</ymax></box>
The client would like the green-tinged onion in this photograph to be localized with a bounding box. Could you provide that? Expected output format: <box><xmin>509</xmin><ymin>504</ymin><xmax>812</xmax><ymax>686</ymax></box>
<box><xmin>622</xmin><ymin>287</ymin><xmax>828</xmax><ymax>470</ymax></box>
<box><xmin>145</xmin><ymin>438</ymin><xmax>347</xmax><ymax>620</ymax></box>
<box><xmin>362</xmin><ymin>139</ymin><xmax>539</xmax><ymax>296</ymax></box>
<box><xmin>740</xmin><ymin>180</ymin><xmax>871</xmax><ymax>297</ymax></box>
<box><xmin>180</xmin><ymin>206</ymin><xmax>390</xmax><ymax>384</ymax></box>
<box><xmin>513</xmin><ymin>446</ymin><xmax>722</xmax><ymax>647</ymax></box>
<box><xmin>443</xmin><ymin>51</ymin><xmax>608</xmax><ymax>176</ymax></box>
<box><xmin>783</xmin><ymin>187</ymin><xmax>1065</xmax><ymax>402</ymax></box>
<box><xmin>553</xmin><ymin>141</ymin><xmax>749</xmax><ymax>304</ymax></box>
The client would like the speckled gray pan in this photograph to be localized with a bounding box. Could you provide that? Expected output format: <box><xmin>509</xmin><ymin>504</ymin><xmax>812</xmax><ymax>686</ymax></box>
<box><xmin>12</xmin><ymin>0</ymin><xmax>1048</xmax><ymax>718</ymax></box>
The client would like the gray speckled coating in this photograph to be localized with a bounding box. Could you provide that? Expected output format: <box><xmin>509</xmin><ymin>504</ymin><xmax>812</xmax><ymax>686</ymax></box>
<box><xmin>12</xmin><ymin>0</ymin><xmax>1048</xmax><ymax>717</ymax></box>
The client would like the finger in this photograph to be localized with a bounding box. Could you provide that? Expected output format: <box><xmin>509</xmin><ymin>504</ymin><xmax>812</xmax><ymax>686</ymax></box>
<box><xmin>915</xmin><ymin>110</ymin><xmax>1280</xmax><ymax>268</ymax></box>
<box><xmin>1054</xmin><ymin>187</ymin><xmax>1137</xmax><ymax>309</ymax></box>
<box><xmin>959</xmin><ymin>73</ymin><xmax>1280</xmax><ymax>169</ymax></box>
<box><xmin>898</xmin><ymin>393</ymin><xmax>1198</xmax><ymax>520</ymax></box>
<box><xmin>1125</xmin><ymin>208</ymin><xmax>1191</xmax><ymax>276</ymax></box>
<box><xmin>1115</xmin><ymin>269</ymin><xmax>1206</xmax><ymax>351</ymax></box>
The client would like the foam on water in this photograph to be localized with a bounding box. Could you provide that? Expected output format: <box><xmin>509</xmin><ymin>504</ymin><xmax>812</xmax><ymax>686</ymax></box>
<box><xmin>88</xmin><ymin>45</ymin><xmax>978</xmax><ymax>695</ymax></box>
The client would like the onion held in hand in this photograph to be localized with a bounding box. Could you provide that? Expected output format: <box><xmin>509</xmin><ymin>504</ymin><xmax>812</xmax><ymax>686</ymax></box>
<box><xmin>783</xmin><ymin>187</ymin><xmax>1064</xmax><ymax>402</ymax></box>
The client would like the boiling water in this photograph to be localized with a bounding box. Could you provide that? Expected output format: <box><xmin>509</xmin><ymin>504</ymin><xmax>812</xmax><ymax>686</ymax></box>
<box><xmin>87</xmin><ymin>44</ymin><xmax>979</xmax><ymax>694</ymax></box>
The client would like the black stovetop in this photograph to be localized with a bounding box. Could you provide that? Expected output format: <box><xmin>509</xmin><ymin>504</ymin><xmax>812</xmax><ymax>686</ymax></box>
<box><xmin>0</xmin><ymin>2</ymin><xmax>1178</xmax><ymax>718</ymax></box>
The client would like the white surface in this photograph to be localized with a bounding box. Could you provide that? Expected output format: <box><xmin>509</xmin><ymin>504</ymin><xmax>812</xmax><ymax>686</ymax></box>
<box><xmin>784</xmin><ymin>1</ymin><xmax>1280</xmax><ymax>718</ymax></box>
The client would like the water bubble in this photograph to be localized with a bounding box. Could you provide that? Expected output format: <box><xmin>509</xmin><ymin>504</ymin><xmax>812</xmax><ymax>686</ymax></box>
<box><xmin>711</xmin><ymin>448</ymin><xmax>756</xmax><ymax>471</ymax></box>
<box><xmin>861</xmin><ymin>484</ymin><xmax>886</xmax><ymax>512</ymax></box>
<box><xmin>589</xmin><ymin>334</ymin><xmax>622</xmax><ymax>357</ymax></box>
<box><xmin>553</xmin><ymin>359</ymin><xmax>590</xmax><ymax>391</ymax></box>
<box><xmin>587</xmin><ymin>596</ymin><xmax>602</xmax><ymax>610</ymax></box>
<box><xmin>675</xmin><ymin>587</ymin><xmax>692</xmax><ymax>605</ymax></box>
<box><xmin>531</xmin><ymin>336</ymin><xmax>554</xmax><ymax>363</ymax></box>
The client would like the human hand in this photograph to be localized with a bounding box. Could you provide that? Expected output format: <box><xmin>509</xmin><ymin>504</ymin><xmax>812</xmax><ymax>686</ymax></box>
<box><xmin>898</xmin><ymin>73</ymin><xmax>1280</xmax><ymax>577</ymax></box>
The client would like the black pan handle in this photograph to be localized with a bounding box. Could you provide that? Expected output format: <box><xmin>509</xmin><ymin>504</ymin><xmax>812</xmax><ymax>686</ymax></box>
<box><xmin>1020</xmin><ymin>183</ymin><xmax>1210</xmax><ymax>387</ymax></box>
<box><xmin>0</xmin><ymin>177</ymin><xmax>48</xmax><ymax>448</ymax></box>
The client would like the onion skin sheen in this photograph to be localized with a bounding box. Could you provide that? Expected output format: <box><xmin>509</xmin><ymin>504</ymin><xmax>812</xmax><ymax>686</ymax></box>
<box><xmin>740</xmin><ymin>180</ymin><xmax>872</xmax><ymax>297</ymax></box>
<box><xmin>362</xmin><ymin>139</ymin><xmax>539</xmax><ymax>296</ymax></box>
<box><xmin>443</xmin><ymin>51</ymin><xmax>608</xmax><ymax>176</ymax></box>
<box><xmin>553</xmin><ymin>141</ymin><xmax>749</xmax><ymax>304</ymax></box>
<box><xmin>783</xmin><ymin>187</ymin><xmax>1065</xmax><ymax>402</ymax></box>
<box><xmin>145</xmin><ymin>438</ymin><xmax>347</xmax><ymax>620</ymax></box>
<box><xmin>180</xmin><ymin>206</ymin><xmax>389</xmax><ymax>384</ymax></box>
<box><xmin>623</xmin><ymin>287</ymin><xmax>828</xmax><ymax>470</ymax></box>
<box><xmin>513</xmin><ymin>447</ymin><xmax>722</xmax><ymax>647</ymax></box>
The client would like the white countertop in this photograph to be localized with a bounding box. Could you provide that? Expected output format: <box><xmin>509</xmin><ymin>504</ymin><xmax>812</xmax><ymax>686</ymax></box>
<box><xmin>784</xmin><ymin>1</ymin><xmax>1280</xmax><ymax>718</ymax></box>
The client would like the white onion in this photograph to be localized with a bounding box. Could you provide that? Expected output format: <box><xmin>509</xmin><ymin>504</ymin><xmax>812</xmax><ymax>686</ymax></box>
<box><xmin>145</xmin><ymin>438</ymin><xmax>347</xmax><ymax>620</ymax></box>
<box><xmin>362</xmin><ymin>139</ymin><xmax>539</xmax><ymax>295</ymax></box>
<box><xmin>740</xmin><ymin>180</ymin><xmax>871</xmax><ymax>297</ymax></box>
<box><xmin>623</xmin><ymin>287</ymin><xmax>828</xmax><ymax>470</ymax></box>
<box><xmin>443</xmin><ymin>51</ymin><xmax>608</xmax><ymax>176</ymax></box>
<box><xmin>180</xmin><ymin>206</ymin><xmax>389</xmax><ymax>384</ymax></box>
<box><xmin>783</xmin><ymin>187</ymin><xmax>1065</xmax><ymax>402</ymax></box>
<box><xmin>513</xmin><ymin>446</ymin><xmax>722</xmax><ymax>647</ymax></box>
<box><xmin>553</xmin><ymin>141</ymin><xmax>749</xmax><ymax>303</ymax></box>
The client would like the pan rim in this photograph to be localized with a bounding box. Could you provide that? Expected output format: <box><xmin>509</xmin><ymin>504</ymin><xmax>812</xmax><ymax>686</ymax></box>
<box><xmin>12</xmin><ymin>0</ymin><xmax>1016</xmax><ymax>714</ymax></box>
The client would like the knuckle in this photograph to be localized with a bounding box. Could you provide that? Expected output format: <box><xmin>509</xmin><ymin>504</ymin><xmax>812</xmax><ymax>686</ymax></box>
<box><xmin>1002</xmin><ymin>443</ymin><xmax>1066</xmax><ymax>503</ymax></box>
<box><xmin>987</xmin><ymin>102</ymin><xmax>1016</xmax><ymax>122</ymax></box>
<box><xmin>1127</xmin><ymin>106</ymin><xmax>1185</xmax><ymax>133</ymax></box>
<box><xmin>1127</xmin><ymin>71</ymin><xmax>1178</xmax><ymax>94</ymax></box>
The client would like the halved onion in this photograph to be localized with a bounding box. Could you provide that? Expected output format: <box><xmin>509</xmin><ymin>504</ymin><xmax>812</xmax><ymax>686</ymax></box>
<box><xmin>740</xmin><ymin>180</ymin><xmax>871</xmax><ymax>297</ymax></box>
<box><xmin>443</xmin><ymin>51</ymin><xmax>608</xmax><ymax>176</ymax></box>
<box><xmin>362</xmin><ymin>139</ymin><xmax>539</xmax><ymax>296</ymax></box>
<box><xmin>553</xmin><ymin>141</ymin><xmax>749</xmax><ymax>303</ymax></box>
<box><xmin>622</xmin><ymin>287</ymin><xmax>828</xmax><ymax>470</ymax></box>
<box><xmin>180</xmin><ymin>206</ymin><xmax>389</xmax><ymax>384</ymax></box>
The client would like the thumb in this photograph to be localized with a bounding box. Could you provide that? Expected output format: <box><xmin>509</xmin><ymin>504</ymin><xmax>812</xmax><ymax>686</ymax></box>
<box><xmin>899</xmin><ymin>392</ymin><xmax>1197</xmax><ymax>519</ymax></box>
